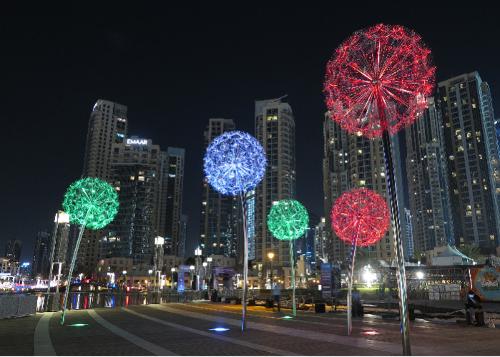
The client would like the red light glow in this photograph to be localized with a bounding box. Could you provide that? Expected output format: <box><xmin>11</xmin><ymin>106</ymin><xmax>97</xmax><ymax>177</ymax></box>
<box><xmin>324</xmin><ymin>23</ymin><xmax>435</xmax><ymax>138</ymax></box>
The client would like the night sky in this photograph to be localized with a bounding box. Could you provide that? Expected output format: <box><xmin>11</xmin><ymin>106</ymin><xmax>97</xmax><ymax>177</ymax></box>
<box><xmin>1</xmin><ymin>4</ymin><xmax>499</xmax><ymax>262</ymax></box>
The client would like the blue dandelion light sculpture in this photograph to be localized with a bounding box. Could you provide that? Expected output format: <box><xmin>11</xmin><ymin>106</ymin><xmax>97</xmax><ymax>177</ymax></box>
<box><xmin>204</xmin><ymin>130</ymin><xmax>266</xmax><ymax>332</ymax></box>
<box><xmin>204</xmin><ymin>131</ymin><xmax>266</xmax><ymax>195</ymax></box>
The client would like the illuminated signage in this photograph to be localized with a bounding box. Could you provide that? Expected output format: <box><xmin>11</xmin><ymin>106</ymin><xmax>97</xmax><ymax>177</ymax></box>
<box><xmin>126</xmin><ymin>138</ymin><xmax>148</xmax><ymax>145</ymax></box>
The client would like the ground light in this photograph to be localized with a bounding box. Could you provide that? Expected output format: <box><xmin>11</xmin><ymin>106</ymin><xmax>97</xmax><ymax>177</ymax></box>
<box><xmin>208</xmin><ymin>327</ymin><xmax>230</xmax><ymax>332</ymax></box>
<box><xmin>68</xmin><ymin>323</ymin><xmax>89</xmax><ymax>327</ymax></box>
<box><xmin>281</xmin><ymin>315</ymin><xmax>294</xmax><ymax>320</ymax></box>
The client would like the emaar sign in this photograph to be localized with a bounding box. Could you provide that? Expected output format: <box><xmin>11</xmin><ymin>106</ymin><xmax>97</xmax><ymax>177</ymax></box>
<box><xmin>126</xmin><ymin>138</ymin><xmax>148</xmax><ymax>145</ymax></box>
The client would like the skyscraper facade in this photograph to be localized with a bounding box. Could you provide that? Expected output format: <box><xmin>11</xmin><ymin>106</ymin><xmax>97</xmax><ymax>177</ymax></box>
<box><xmin>4</xmin><ymin>240</ymin><xmax>22</xmax><ymax>262</ymax></box>
<box><xmin>163</xmin><ymin>147</ymin><xmax>185</xmax><ymax>256</ymax></box>
<box><xmin>80</xmin><ymin>99</ymin><xmax>128</xmax><ymax>273</ymax></box>
<box><xmin>437</xmin><ymin>72</ymin><xmax>500</xmax><ymax>252</ymax></box>
<box><xmin>200</xmin><ymin>118</ymin><xmax>240</xmax><ymax>257</ymax></box>
<box><xmin>405</xmin><ymin>97</ymin><xmax>454</xmax><ymax>253</ymax></box>
<box><xmin>254</xmin><ymin>97</ymin><xmax>296</xmax><ymax>268</ymax></box>
<box><xmin>32</xmin><ymin>231</ymin><xmax>50</xmax><ymax>278</ymax></box>
<box><xmin>322</xmin><ymin>113</ymin><xmax>395</xmax><ymax>263</ymax></box>
<box><xmin>102</xmin><ymin>137</ymin><xmax>164</xmax><ymax>265</ymax></box>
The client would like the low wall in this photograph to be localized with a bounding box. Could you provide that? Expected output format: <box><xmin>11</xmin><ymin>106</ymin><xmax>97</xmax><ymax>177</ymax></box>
<box><xmin>0</xmin><ymin>294</ymin><xmax>37</xmax><ymax>319</ymax></box>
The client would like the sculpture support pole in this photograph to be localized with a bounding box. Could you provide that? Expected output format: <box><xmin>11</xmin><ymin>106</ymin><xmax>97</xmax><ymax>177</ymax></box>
<box><xmin>239</xmin><ymin>192</ymin><xmax>248</xmax><ymax>331</ymax></box>
<box><xmin>289</xmin><ymin>240</ymin><xmax>296</xmax><ymax>316</ymax></box>
<box><xmin>46</xmin><ymin>211</ymin><xmax>60</xmax><ymax>311</ymax></box>
<box><xmin>60</xmin><ymin>222</ymin><xmax>86</xmax><ymax>325</ymax></box>
<box><xmin>377</xmin><ymin>92</ymin><xmax>411</xmax><ymax>355</ymax></box>
<box><xmin>347</xmin><ymin>235</ymin><xmax>357</xmax><ymax>336</ymax></box>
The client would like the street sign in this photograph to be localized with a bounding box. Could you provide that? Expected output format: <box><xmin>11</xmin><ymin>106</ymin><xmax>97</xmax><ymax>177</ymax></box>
<box><xmin>320</xmin><ymin>263</ymin><xmax>332</xmax><ymax>299</ymax></box>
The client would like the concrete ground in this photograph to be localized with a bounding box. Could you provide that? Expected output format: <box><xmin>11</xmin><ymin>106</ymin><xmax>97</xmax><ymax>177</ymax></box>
<box><xmin>1</xmin><ymin>302</ymin><xmax>499</xmax><ymax>355</ymax></box>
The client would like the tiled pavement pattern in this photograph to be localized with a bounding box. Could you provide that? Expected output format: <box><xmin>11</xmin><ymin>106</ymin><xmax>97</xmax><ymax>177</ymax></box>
<box><xmin>1</xmin><ymin>302</ymin><xmax>499</xmax><ymax>355</ymax></box>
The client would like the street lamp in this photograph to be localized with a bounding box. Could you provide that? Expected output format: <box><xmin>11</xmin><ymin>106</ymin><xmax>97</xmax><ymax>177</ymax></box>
<box><xmin>267</xmin><ymin>252</ymin><xmax>275</xmax><ymax>289</ymax></box>
<box><xmin>122</xmin><ymin>270</ymin><xmax>127</xmax><ymax>289</ymax></box>
<box><xmin>171</xmin><ymin>267</ymin><xmax>176</xmax><ymax>289</ymax></box>
<box><xmin>202</xmin><ymin>261</ymin><xmax>208</xmax><ymax>290</ymax></box>
<box><xmin>189</xmin><ymin>265</ymin><xmax>195</xmax><ymax>290</ymax></box>
<box><xmin>194</xmin><ymin>247</ymin><xmax>202</xmax><ymax>291</ymax></box>
<box><xmin>206</xmin><ymin>256</ymin><xmax>213</xmax><ymax>297</ymax></box>
<box><xmin>154</xmin><ymin>237</ymin><xmax>164</xmax><ymax>295</ymax></box>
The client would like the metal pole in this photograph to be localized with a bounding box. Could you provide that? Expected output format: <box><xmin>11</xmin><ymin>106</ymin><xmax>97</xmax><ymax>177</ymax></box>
<box><xmin>60</xmin><ymin>223</ymin><xmax>86</xmax><ymax>325</ymax></box>
<box><xmin>56</xmin><ymin>262</ymin><xmax>62</xmax><ymax>295</ymax></box>
<box><xmin>239</xmin><ymin>192</ymin><xmax>248</xmax><ymax>331</ymax></box>
<box><xmin>347</xmin><ymin>238</ymin><xmax>357</xmax><ymax>335</ymax></box>
<box><xmin>289</xmin><ymin>240</ymin><xmax>296</xmax><ymax>316</ymax></box>
<box><xmin>377</xmin><ymin>91</ymin><xmax>411</xmax><ymax>355</ymax></box>
<box><xmin>46</xmin><ymin>211</ymin><xmax>60</xmax><ymax>310</ymax></box>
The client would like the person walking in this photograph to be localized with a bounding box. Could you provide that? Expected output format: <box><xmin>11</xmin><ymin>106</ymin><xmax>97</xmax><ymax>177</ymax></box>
<box><xmin>272</xmin><ymin>282</ymin><xmax>281</xmax><ymax>312</ymax></box>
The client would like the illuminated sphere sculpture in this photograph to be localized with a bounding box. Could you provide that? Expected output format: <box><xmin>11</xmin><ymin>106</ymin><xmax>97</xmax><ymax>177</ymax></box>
<box><xmin>204</xmin><ymin>131</ymin><xmax>266</xmax><ymax>195</ymax></box>
<box><xmin>324</xmin><ymin>23</ymin><xmax>435</xmax><ymax>138</ymax></box>
<box><xmin>63</xmin><ymin>177</ymin><xmax>119</xmax><ymax>230</ymax></box>
<box><xmin>331</xmin><ymin>188</ymin><xmax>389</xmax><ymax>247</ymax></box>
<box><xmin>268</xmin><ymin>200</ymin><xmax>309</xmax><ymax>241</ymax></box>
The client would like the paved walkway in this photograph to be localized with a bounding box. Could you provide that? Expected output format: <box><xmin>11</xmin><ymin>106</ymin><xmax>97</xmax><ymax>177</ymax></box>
<box><xmin>1</xmin><ymin>302</ymin><xmax>499</xmax><ymax>355</ymax></box>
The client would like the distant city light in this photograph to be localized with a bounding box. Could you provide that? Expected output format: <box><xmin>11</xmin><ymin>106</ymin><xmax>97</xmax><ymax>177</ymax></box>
<box><xmin>416</xmin><ymin>271</ymin><xmax>425</xmax><ymax>280</ymax></box>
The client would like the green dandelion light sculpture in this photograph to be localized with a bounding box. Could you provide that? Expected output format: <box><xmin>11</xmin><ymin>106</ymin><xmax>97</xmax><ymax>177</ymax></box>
<box><xmin>63</xmin><ymin>177</ymin><xmax>119</xmax><ymax>229</ymax></box>
<box><xmin>60</xmin><ymin>177</ymin><xmax>119</xmax><ymax>325</ymax></box>
<box><xmin>267</xmin><ymin>200</ymin><xmax>309</xmax><ymax>316</ymax></box>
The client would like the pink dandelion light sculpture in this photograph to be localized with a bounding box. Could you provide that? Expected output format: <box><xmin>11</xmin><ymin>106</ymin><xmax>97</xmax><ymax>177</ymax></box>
<box><xmin>330</xmin><ymin>188</ymin><xmax>389</xmax><ymax>336</ymax></box>
<box><xmin>324</xmin><ymin>25</ymin><xmax>435</xmax><ymax>353</ymax></box>
<box><xmin>331</xmin><ymin>188</ymin><xmax>390</xmax><ymax>247</ymax></box>
<box><xmin>324</xmin><ymin>23</ymin><xmax>435</xmax><ymax>139</ymax></box>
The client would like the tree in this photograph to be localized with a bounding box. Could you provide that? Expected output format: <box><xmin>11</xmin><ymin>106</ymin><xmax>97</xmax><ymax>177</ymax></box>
<box><xmin>457</xmin><ymin>244</ymin><xmax>482</xmax><ymax>261</ymax></box>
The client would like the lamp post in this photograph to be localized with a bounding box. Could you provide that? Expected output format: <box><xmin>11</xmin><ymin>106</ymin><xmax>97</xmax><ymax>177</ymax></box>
<box><xmin>122</xmin><ymin>270</ymin><xmax>127</xmax><ymax>289</ymax></box>
<box><xmin>194</xmin><ymin>247</ymin><xmax>202</xmax><ymax>291</ymax></box>
<box><xmin>189</xmin><ymin>265</ymin><xmax>195</xmax><ymax>290</ymax></box>
<box><xmin>267</xmin><ymin>252</ymin><xmax>275</xmax><ymax>289</ymax></box>
<box><xmin>154</xmin><ymin>237</ymin><xmax>164</xmax><ymax>295</ymax></box>
<box><xmin>171</xmin><ymin>267</ymin><xmax>176</xmax><ymax>290</ymax></box>
<box><xmin>202</xmin><ymin>261</ymin><xmax>208</xmax><ymax>290</ymax></box>
<box><xmin>206</xmin><ymin>256</ymin><xmax>213</xmax><ymax>297</ymax></box>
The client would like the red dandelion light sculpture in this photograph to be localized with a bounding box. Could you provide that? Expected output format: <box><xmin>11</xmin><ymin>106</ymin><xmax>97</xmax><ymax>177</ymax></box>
<box><xmin>331</xmin><ymin>188</ymin><xmax>390</xmax><ymax>247</ymax></box>
<box><xmin>324</xmin><ymin>23</ymin><xmax>435</xmax><ymax>138</ymax></box>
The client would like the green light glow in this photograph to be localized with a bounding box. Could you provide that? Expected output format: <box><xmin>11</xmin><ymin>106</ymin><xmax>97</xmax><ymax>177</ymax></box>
<box><xmin>63</xmin><ymin>177</ymin><xmax>119</xmax><ymax>230</ymax></box>
<box><xmin>267</xmin><ymin>200</ymin><xmax>309</xmax><ymax>241</ymax></box>
<box><xmin>68</xmin><ymin>323</ymin><xmax>89</xmax><ymax>327</ymax></box>
<box><xmin>282</xmin><ymin>315</ymin><xmax>294</xmax><ymax>319</ymax></box>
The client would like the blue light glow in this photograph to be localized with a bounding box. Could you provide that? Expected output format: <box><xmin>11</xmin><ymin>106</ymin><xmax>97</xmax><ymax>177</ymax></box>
<box><xmin>204</xmin><ymin>131</ymin><xmax>266</xmax><ymax>196</ymax></box>
<box><xmin>209</xmin><ymin>327</ymin><xmax>230</xmax><ymax>332</ymax></box>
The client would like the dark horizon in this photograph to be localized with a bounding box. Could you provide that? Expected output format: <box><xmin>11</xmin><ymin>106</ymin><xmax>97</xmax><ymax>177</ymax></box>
<box><xmin>2</xmin><ymin>4</ymin><xmax>499</xmax><ymax>262</ymax></box>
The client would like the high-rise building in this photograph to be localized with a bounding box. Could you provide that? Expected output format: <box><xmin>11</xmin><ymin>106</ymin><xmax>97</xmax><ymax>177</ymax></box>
<box><xmin>102</xmin><ymin>137</ymin><xmax>162</xmax><ymax>264</ymax></box>
<box><xmin>178</xmin><ymin>214</ymin><xmax>188</xmax><ymax>258</ymax></box>
<box><xmin>5</xmin><ymin>240</ymin><xmax>22</xmax><ymax>262</ymax></box>
<box><xmin>80</xmin><ymin>99</ymin><xmax>128</xmax><ymax>273</ymax></box>
<box><xmin>51</xmin><ymin>211</ymin><xmax>71</xmax><ymax>275</ymax></box>
<box><xmin>323</xmin><ymin>115</ymin><xmax>350</xmax><ymax>263</ymax></box>
<box><xmin>437</xmin><ymin>72</ymin><xmax>500</xmax><ymax>252</ymax></box>
<box><xmin>314</xmin><ymin>217</ymin><xmax>328</xmax><ymax>264</ymax></box>
<box><xmin>254</xmin><ymin>97</ymin><xmax>296</xmax><ymax>268</ymax></box>
<box><xmin>200</xmin><ymin>119</ymin><xmax>240</xmax><ymax>257</ymax></box>
<box><xmin>405</xmin><ymin>97</ymin><xmax>454</xmax><ymax>253</ymax></box>
<box><xmin>163</xmin><ymin>147</ymin><xmax>185</xmax><ymax>256</ymax></box>
<box><xmin>495</xmin><ymin>119</ymin><xmax>500</xmax><ymax>156</ymax></box>
<box><xmin>322</xmin><ymin>113</ymin><xmax>395</xmax><ymax>263</ymax></box>
<box><xmin>32</xmin><ymin>231</ymin><xmax>50</xmax><ymax>278</ymax></box>
<box><xmin>404</xmin><ymin>208</ymin><xmax>415</xmax><ymax>259</ymax></box>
